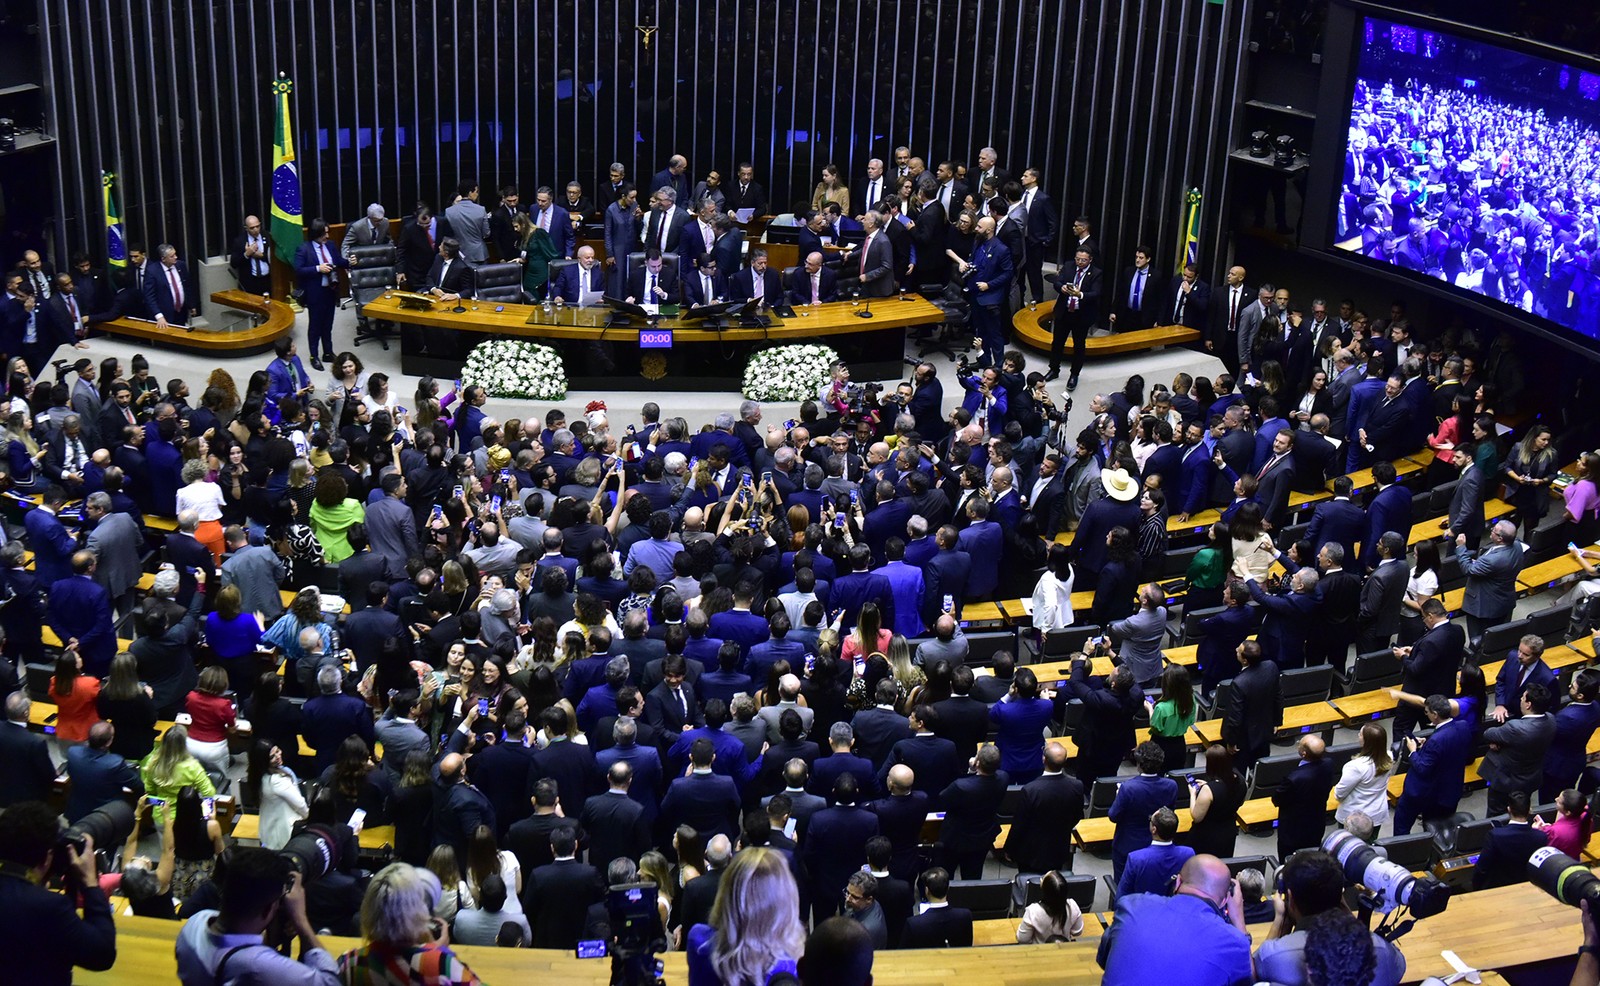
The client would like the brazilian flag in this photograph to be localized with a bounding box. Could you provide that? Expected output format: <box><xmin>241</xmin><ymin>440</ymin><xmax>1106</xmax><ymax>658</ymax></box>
<box><xmin>270</xmin><ymin>75</ymin><xmax>303</xmax><ymax>262</ymax></box>
<box><xmin>103</xmin><ymin>171</ymin><xmax>126</xmax><ymax>268</ymax></box>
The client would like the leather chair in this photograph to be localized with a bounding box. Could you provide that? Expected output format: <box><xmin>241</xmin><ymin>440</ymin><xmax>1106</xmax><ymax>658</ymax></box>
<box><xmin>547</xmin><ymin>258</ymin><xmax>578</xmax><ymax>301</ymax></box>
<box><xmin>473</xmin><ymin>262</ymin><xmax>525</xmax><ymax>303</ymax></box>
<box><xmin>346</xmin><ymin>244</ymin><xmax>397</xmax><ymax>349</ymax></box>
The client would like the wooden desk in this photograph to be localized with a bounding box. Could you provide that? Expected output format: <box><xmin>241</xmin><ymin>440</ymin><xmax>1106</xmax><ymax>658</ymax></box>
<box><xmin>96</xmin><ymin>291</ymin><xmax>295</xmax><ymax>354</ymax></box>
<box><xmin>1517</xmin><ymin>543</ymin><xmax>1600</xmax><ymax>593</ymax></box>
<box><xmin>362</xmin><ymin>293</ymin><xmax>943</xmax><ymax>385</ymax></box>
<box><xmin>1075</xmin><ymin>809</ymin><xmax>1193</xmax><ymax>849</ymax></box>
<box><xmin>230</xmin><ymin>812</ymin><xmax>396</xmax><ymax>851</ymax></box>
<box><xmin>1236</xmin><ymin>792</ymin><xmax>1339</xmax><ymax>829</ymax></box>
<box><xmin>1010</xmin><ymin>302</ymin><xmax>1202</xmax><ymax>357</ymax></box>
<box><xmin>1330</xmin><ymin>689</ymin><xmax>1401</xmax><ymax>723</ymax></box>
<box><xmin>1407</xmin><ymin>499</ymin><xmax>1515</xmax><ymax>547</ymax></box>
<box><xmin>1338</xmin><ymin>455</ymin><xmax>1425</xmax><ymax>494</ymax></box>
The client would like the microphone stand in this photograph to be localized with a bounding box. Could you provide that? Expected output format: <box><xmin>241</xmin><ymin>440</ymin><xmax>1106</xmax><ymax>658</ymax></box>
<box><xmin>855</xmin><ymin>285</ymin><xmax>874</xmax><ymax>319</ymax></box>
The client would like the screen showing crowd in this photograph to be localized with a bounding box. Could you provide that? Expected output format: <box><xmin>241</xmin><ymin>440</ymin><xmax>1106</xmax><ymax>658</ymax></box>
<box><xmin>1334</xmin><ymin>15</ymin><xmax>1600</xmax><ymax>342</ymax></box>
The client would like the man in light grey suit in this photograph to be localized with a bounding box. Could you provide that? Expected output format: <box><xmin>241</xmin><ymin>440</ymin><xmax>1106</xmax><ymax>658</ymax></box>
<box><xmin>220</xmin><ymin>525</ymin><xmax>287</xmax><ymax>622</ymax></box>
<box><xmin>1236</xmin><ymin>283</ymin><xmax>1273</xmax><ymax>376</ymax></box>
<box><xmin>1108</xmin><ymin>585</ymin><xmax>1168</xmax><ymax>685</ymax></box>
<box><xmin>342</xmin><ymin>203</ymin><xmax>393</xmax><ymax>254</ymax></box>
<box><xmin>365</xmin><ymin>472</ymin><xmax>420</xmax><ymax>581</ymax></box>
<box><xmin>756</xmin><ymin>674</ymin><xmax>816</xmax><ymax>742</ymax></box>
<box><xmin>1480</xmin><ymin>681</ymin><xmax>1556</xmax><ymax>814</ymax></box>
<box><xmin>69</xmin><ymin>360</ymin><xmax>103</xmax><ymax>448</ymax></box>
<box><xmin>444</xmin><ymin>179</ymin><xmax>491</xmax><ymax>263</ymax></box>
<box><xmin>1357</xmin><ymin>531</ymin><xmax>1409</xmax><ymax>654</ymax></box>
<box><xmin>848</xmin><ymin>211</ymin><xmax>897</xmax><ymax>298</ymax></box>
<box><xmin>1326</xmin><ymin>349</ymin><xmax>1362</xmax><ymax>439</ymax></box>
<box><xmin>83</xmin><ymin>491</ymin><xmax>142</xmax><ymax>617</ymax></box>
<box><xmin>1458</xmin><ymin>519</ymin><xmax>1529</xmax><ymax>649</ymax></box>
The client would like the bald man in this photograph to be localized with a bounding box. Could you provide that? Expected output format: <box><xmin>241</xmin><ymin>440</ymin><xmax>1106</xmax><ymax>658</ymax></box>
<box><xmin>434</xmin><ymin>741</ymin><xmax>496</xmax><ymax>857</ymax></box>
<box><xmin>1273</xmin><ymin>736</ymin><xmax>1335</xmax><ymax>859</ymax></box>
<box><xmin>228</xmin><ymin>215</ymin><xmax>273</xmax><ymax>294</ymax></box>
<box><xmin>865</xmin><ymin>763</ymin><xmax>931</xmax><ymax>882</ymax></box>
<box><xmin>786</xmin><ymin>250</ymin><xmax>839</xmax><ymax>305</ymax></box>
<box><xmin>1003</xmin><ymin>741</ymin><xmax>1084</xmax><ymax>874</ymax></box>
<box><xmin>1210</xmin><ymin>265</ymin><xmax>1252</xmax><ymax>376</ymax></box>
<box><xmin>1097</xmin><ymin>854</ymin><xmax>1251</xmax><ymax>984</ymax></box>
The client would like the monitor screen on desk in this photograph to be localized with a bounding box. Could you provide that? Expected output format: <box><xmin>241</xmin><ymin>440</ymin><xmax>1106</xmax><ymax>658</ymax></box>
<box><xmin>601</xmin><ymin>296</ymin><xmax>653</xmax><ymax>319</ymax></box>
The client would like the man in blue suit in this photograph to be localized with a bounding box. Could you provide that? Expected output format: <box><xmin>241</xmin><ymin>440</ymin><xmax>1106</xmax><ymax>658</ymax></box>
<box><xmin>264</xmin><ymin>336</ymin><xmax>313</xmax><ymax>406</ymax></box>
<box><xmin>529</xmin><ymin>187</ymin><xmax>574</xmax><ymax>259</ymax></box>
<box><xmin>955</xmin><ymin>497</ymin><xmax>1003</xmax><ymax>600</ymax></box>
<box><xmin>659</xmin><ymin>738</ymin><xmax>742</xmax><ymax>841</ymax></box>
<box><xmin>595</xmin><ymin>717</ymin><xmax>664</xmax><ymax>823</ymax></box>
<box><xmin>874</xmin><ymin>538</ymin><xmax>927</xmax><ymax>639</ymax></box>
<box><xmin>1306</xmin><ymin>477</ymin><xmax>1367</xmax><ymax>563</ymax></box>
<box><xmin>1361</xmin><ymin>462</ymin><xmax>1411</xmax><ymax>569</ymax></box>
<box><xmin>1544</xmin><ymin>669</ymin><xmax>1600</xmax><ymax>801</ymax></box>
<box><xmin>1173</xmin><ymin>422</ymin><xmax>1215</xmax><ymax>523</ymax></box>
<box><xmin>861</xmin><ymin>483</ymin><xmax>914</xmax><ymax>568</ymax></box>
<box><xmin>963</xmin><ymin>216</ymin><xmax>1014</xmax><ymax>356</ymax></box>
<box><xmin>64</xmin><ymin>722</ymin><xmax>144</xmax><ymax>823</ymax></box>
<box><xmin>47</xmin><ymin>551</ymin><xmax>117</xmax><ymax>676</ymax></box>
<box><xmin>142</xmin><ymin>243</ymin><xmax>197</xmax><ymax>329</ymax></box>
<box><xmin>830</xmin><ymin>544</ymin><xmax>895</xmax><ymax>634</ymax></box>
<box><xmin>680</xmin><ymin>256</ymin><xmax>729</xmax><ymax>308</ymax></box>
<box><xmin>802</xmin><ymin>774</ymin><xmax>880</xmax><ymax>923</ymax></box>
<box><xmin>1394</xmin><ymin>695</ymin><xmax>1475</xmax><ymax>833</ymax></box>
<box><xmin>292</xmin><ymin>218</ymin><xmax>349</xmax><ymax>369</ymax></box>
<box><xmin>811</xmin><ymin>723</ymin><xmax>878</xmax><ymax>800</ymax></box>
<box><xmin>1115</xmin><ymin>808</ymin><xmax>1195</xmax><ymax>898</ymax></box>
<box><xmin>1107</xmin><ymin>743</ymin><xmax>1179</xmax><ymax>880</ymax></box>
<box><xmin>25</xmin><ymin>485</ymin><xmax>78</xmax><ymax>586</ymax></box>
<box><xmin>727</xmin><ymin>249</ymin><xmax>785</xmax><ymax>305</ymax></box>
<box><xmin>1245</xmin><ymin>568</ymin><xmax>1319</xmax><ymax>670</ymax></box>
<box><xmin>552</xmin><ymin>246</ymin><xmax>607</xmax><ymax>305</ymax></box>
<box><xmin>877</xmin><ymin>707</ymin><xmax>959</xmax><ymax>808</ymax></box>
<box><xmin>1196</xmin><ymin>583</ymin><xmax>1257</xmax><ymax>696</ymax></box>
<box><xmin>1493</xmin><ymin>633</ymin><xmax>1558</xmax><ymax>723</ymax></box>
<box><xmin>922</xmin><ymin>527</ymin><xmax>971</xmax><ymax>622</ymax></box>
<box><xmin>785</xmin><ymin>251</ymin><xmax>839</xmax><ymax>306</ymax></box>
<box><xmin>650</xmin><ymin>155</ymin><xmax>692</xmax><ymax>208</ymax></box>
<box><xmin>1343</xmin><ymin>354</ymin><xmax>1389</xmax><ymax>471</ymax></box>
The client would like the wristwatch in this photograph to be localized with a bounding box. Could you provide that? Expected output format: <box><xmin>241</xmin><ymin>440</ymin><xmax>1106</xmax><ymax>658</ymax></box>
<box><xmin>1579</xmin><ymin>944</ymin><xmax>1600</xmax><ymax>959</ymax></box>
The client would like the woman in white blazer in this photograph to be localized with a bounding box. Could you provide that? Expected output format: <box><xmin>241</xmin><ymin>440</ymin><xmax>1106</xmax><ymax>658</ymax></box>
<box><xmin>1333</xmin><ymin>723</ymin><xmax>1393</xmax><ymax>828</ymax></box>
<box><xmin>247</xmin><ymin>740</ymin><xmax>308</xmax><ymax>850</ymax></box>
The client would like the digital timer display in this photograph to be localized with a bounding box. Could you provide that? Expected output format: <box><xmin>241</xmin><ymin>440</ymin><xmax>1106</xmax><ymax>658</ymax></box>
<box><xmin>639</xmin><ymin>329</ymin><xmax>673</xmax><ymax>349</ymax></box>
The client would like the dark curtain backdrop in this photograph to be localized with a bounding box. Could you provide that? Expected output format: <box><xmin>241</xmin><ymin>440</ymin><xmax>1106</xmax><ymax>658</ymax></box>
<box><xmin>43</xmin><ymin>0</ymin><xmax>1246</xmax><ymax>281</ymax></box>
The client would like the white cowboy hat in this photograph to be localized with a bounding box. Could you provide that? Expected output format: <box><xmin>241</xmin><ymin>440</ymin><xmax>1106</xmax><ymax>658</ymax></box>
<box><xmin>1102</xmin><ymin>468</ymin><xmax>1139</xmax><ymax>502</ymax></box>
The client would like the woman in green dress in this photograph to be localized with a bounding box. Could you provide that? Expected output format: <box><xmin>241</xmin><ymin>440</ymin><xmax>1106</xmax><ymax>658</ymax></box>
<box><xmin>516</xmin><ymin>213</ymin><xmax>561</xmax><ymax>301</ymax></box>
<box><xmin>1184</xmin><ymin>521</ymin><xmax>1232</xmax><ymax>611</ymax></box>
<box><xmin>1148</xmin><ymin>664</ymin><xmax>1197</xmax><ymax>772</ymax></box>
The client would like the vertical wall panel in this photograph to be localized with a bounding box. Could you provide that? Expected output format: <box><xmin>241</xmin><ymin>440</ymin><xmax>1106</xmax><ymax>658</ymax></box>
<box><xmin>43</xmin><ymin>0</ymin><xmax>1244</xmax><ymax>287</ymax></box>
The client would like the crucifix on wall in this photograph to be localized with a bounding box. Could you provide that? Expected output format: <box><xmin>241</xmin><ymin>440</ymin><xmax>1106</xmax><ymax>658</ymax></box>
<box><xmin>637</xmin><ymin>22</ymin><xmax>657</xmax><ymax>51</ymax></box>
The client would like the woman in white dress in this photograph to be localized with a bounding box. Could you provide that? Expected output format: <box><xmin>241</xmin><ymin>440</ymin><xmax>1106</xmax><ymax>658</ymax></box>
<box><xmin>1030</xmin><ymin>543</ymin><xmax>1076</xmax><ymax>633</ymax></box>
<box><xmin>246</xmin><ymin>741</ymin><xmax>307</xmax><ymax>851</ymax></box>
<box><xmin>1333</xmin><ymin>723</ymin><xmax>1393</xmax><ymax>829</ymax></box>
<box><xmin>1016</xmin><ymin>871</ymin><xmax>1086</xmax><ymax>943</ymax></box>
<box><xmin>466</xmin><ymin>824</ymin><xmax>524</xmax><ymax>915</ymax></box>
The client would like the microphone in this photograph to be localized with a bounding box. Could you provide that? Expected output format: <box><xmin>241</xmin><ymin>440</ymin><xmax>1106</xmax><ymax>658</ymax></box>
<box><xmin>856</xmin><ymin>285</ymin><xmax>873</xmax><ymax>319</ymax></box>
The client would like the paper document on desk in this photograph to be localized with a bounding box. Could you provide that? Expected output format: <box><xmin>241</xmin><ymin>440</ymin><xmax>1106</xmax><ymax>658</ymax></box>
<box><xmin>578</xmin><ymin>289</ymin><xmax>605</xmax><ymax>308</ymax></box>
<box><xmin>735</xmin><ymin>208</ymin><xmax>755</xmax><ymax>223</ymax></box>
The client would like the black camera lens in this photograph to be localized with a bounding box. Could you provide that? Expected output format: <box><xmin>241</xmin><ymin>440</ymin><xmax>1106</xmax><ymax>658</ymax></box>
<box><xmin>1529</xmin><ymin>847</ymin><xmax>1600</xmax><ymax>907</ymax></box>
<box><xmin>279</xmin><ymin>823</ymin><xmax>345</xmax><ymax>886</ymax></box>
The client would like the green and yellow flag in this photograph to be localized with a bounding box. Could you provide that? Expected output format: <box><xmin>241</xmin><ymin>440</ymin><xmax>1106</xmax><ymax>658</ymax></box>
<box><xmin>103</xmin><ymin>171</ymin><xmax>126</xmax><ymax>268</ymax></box>
<box><xmin>269</xmin><ymin>74</ymin><xmax>303</xmax><ymax>262</ymax></box>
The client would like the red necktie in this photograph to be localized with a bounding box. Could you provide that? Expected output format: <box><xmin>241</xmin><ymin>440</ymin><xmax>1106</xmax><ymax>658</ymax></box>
<box><xmin>426</xmin><ymin>223</ymin><xmax>435</xmax><ymax>250</ymax></box>
<box><xmin>860</xmin><ymin>235</ymin><xmax>870</xmax><ymax>275</ymax></box>
<box><xmin>812</xmin><ymin>274</ymin><xmax>819</xmax><ymax>304</ymax></box>
<box><xmin>1257</xmin><ymin>454</ymin><xmax>1279</xmax><ymax>480</ymax></box>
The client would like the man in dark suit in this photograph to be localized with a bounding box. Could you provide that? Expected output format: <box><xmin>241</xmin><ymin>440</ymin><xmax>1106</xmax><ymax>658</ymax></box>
<box><xmin>1357</xmin><ymin>376</ymin><xmax>1411</xmax><ymax>462</ymax></box>
<box><xmin>1107</xmin><ymin>743</ymin><xmax>1179</xmax><ymax>880</ymax></box>
<box><xmin>811</xmin><ymin>722</ymin><xmax>878</xmax><ymax>801</ymax></box>
<box><xmin>594</xmin><ymin>716</ymin><xmax>665</xmax><ymax>821</ymax></box>
<box><xmin>1392</xmin><ymin>599</ymin><xmax>1465</xmax><ymax>737</ymax></box>
<box><xmin>1066</xmin><ymin>660</ymin><xmax>1145</xmax><ymax>785</ymax></box>
<box><xmin>486</xmin><ymin>186</ymin><xmax>523</xmax><ymax>259</ymax></box>
<box><xmin>922</xmin><ymin>528</ymin><xmax>971</xmax><ymax>622</ymax></box>
<box><xmin>1307</xmin><ymin>478</ymin><xmax>1367</xmax><ymax>562</ymax></box>
<box><xmin>526</xmin><ymin>706</ymin><xmax>599</xmax><ymax>819</ymax></box>
<box><xmin>578</xmin><ymin>761</ymin><xmax>653</xmax><ymax>868</ymax></box>
<box><xmin>1480</xmin><ymin>682</ymin><xmax>1556</xmax><ymax>815</ymax></box>
<box><xmin>640</xmin><ymin>186</ymin><xmax>691</xmax><ymax>253</ymax></box>
<box><xmin>465</xmin><ymin>709</ymin><xmax>537</xmax><ymax>837</ymax></box>
<box><xmin>434</xmin><ymin>751</ymin><xmax>497</xmax><ymax>858</ymax></box>
<box><xmin>1291</xmin><ymin>416</ymin><xmax>1341</xmax><ymax>494</ymax></box>
<box><xmin>63</xmin><ymin>722</ymin><xmax>144</xmax><ymax>823</ymax></box>
<box><xmin>0</xmin><ymin>693</ymin><xmax>60</xmax><ymax>807</ymax></box>
<box><xmin>961</xmin><ymin>216</ymin><xmax>1015</xmax><ymax>356</ymax></box>
<box><xmin>1245</xmin><ymin>568</ymin><xmax>1318</xmax><ymax>670</ymax></box>
<box><xmin>645</xmin><ymin>654</ymin><xmax>705</xmax><ymax>734</ymax></box>
<box><xmin>678</xmin><ymin>836</ymin><xmax>731</xmax><ymax>931</ymax></box>
<box><xmin>1544</xmin><ymin>669</ymin><xmax>1600</xmax><ymax>802</ymax></box>
<box><xmin>1361</xmin><ymin>465</ymin><xmax>1412</xmax><ymax>569</ymax></box>
<box><xmin>421</xmin><ymin>236</ymin><xmax>475</xmax><ymax>300</ymax></box>
<box><xmin>1003</xmin><ymin>742</ymin><xmax>1084</xmax><ymax>875</ymax></box>
<box><xmin>505</xmin><ymin>779</ymin><xmax>567</xmax><ymax>875</ymax></box>
<box><xmin>47</xmin><ymin>552</ymin><xmax>118</xmax><ymax>677</ymax></box>
<box><xmin>41</xmin><ymin>274</ymin><xmax>90</xmax><ymax>362</ymax></box>
<box><xmin>292</xmin><ymin>220</ymin><xmax>352</xmax><ymax>370</ymax></box>
<box><xmin>1164</xmin><ymin>262</ymin><xmax>1210</xmax><ymax>329</ymax></box>
<box><xmin>908</xmin><ymin>189</ymin><xmax>950</xmax><ymax>290</ymax></box>
<box><xmin>866</xmin><ymin>765</ymin><xmax>931</xmax><ymax>883</ymax></box>
<box><xmin>625</xmin><ymin>249</ymin><xmax>680</xmax><ymax>306</ymax></box>
<box><xmin>1357</xmin><ymin>532</ymin><xmax>1409</xmax><ymax>654</ymax></box>
<box><xmin>879</xmin><ymin>707</ymin><xmax>960</xmax><ymax>809</ymax></box>
<box><xmin>397</xmin><ymin>203</ymin><xmax>449</xmax><ymax>288</ymax></box>
<box><xmin>1395</xmin><ymin>695</ymin><xmax>1477</xmax><ymax>834</ymax></box>
<box><xmin>785</xmin><ymin>251</ymin><xmax>839</xmax><ymax>306</ymax></box>
<box><xmin>1220</xmin><ymin>641</ymin><xmax>1282</xmax><ymax>769</ymax></box>
<box><xmin>1272</xmin><ymin>736</ymin><xmax>1336</xmax><ymax>859</ymax></box>
<box><xmin>1019</xmin><ymin>168</ymin><xmax>1058</xmax><ymax>304</ymax></box>
<box><xmin>930</xmin><ymin>668</ymin><xmax>991</xmax><ymax>762</ymax></box>
<box><xmin>523</xmin><ymin>826</ymin><xmax>606</xmax><ymax>949</ymax></box>
<box><xmin>680</xmin><ymin>256</ymin><xmax>729</xmax><ymax>308</ymax></box>
<box><xmin>803</xmin><ymin>775</ymin><xmax>880</xmax><ymax>924</ymax></box>
<box><xmin>25</xmin><ymin>484</ymin><xmax>78</xmax><ymax>586</ymax></box>
<box><xmin>1209</xmin><ymin>266</ymin><xmax>1250</xmax><ymax>376</ymax></box>
<box><xmin>847</xmin><ymin>212</ymin><xmax>896</xmax><ymax>298</ymax></box>
<box><xmin>1109</xmin><ymin>246</ymin><xmax>1161</xmax><ymax>333</ymax></box>
<box><xmin>724</xmin><ymin>163</ymin><xmax>767</xmax><ymax>218</ymax></box>
<box><xmin>552</xmin><ymin>246</ymin><xmax>607</xmax><ymax>306</ymax></box>
<box><xmin>649</xmin><ymin>155</ymin><xmax>692</xmax><ymax>207</ymax></box>
<box><xmin>142</xmin><ymin>243</ymin><xmax>197</xmax><ymax>330</ymax></box>
<box><xmin>659</xmin><ymin>738</ymin><xmax>742</xmax><ymax>841</ymax></box>
<box><xmin>1195</xmin><ymin>583</ymin><xmax>1258</xmax><ymax>697</ymax></box>
<box><xmin>1048</xmin><ymin>247</ymin><xmax>1103</xmax><ymax>390</ymax></box>
<box><xmin>1252</xmin><ymin>429</ymin><xmax>1297</xmax><ymax>533</ymax></box>
<box><xmin>850</xmin><ymin>680</ymin><xmax>913</xmax><ymax>771</ymax></box>
<box><xmin>529</xmin><ymin>186</ymin><xmax>574</xmax><ymax>260</ymax></box>
<box><xmin>900</xmin><ymin>868</ymin><xmax>974</xmax><ymax>948</ymax></box>
<box><xmin>1471</xmin><ymin>792</ymin><xmax>1548</xmax><ymax>890</ymax></box>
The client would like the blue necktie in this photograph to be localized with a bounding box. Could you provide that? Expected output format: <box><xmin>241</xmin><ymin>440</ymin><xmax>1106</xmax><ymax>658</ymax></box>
<box><xmin>1131</xmin><ymin>270</ymin><xmax>1144</xmax><ymax>310</ymax></box>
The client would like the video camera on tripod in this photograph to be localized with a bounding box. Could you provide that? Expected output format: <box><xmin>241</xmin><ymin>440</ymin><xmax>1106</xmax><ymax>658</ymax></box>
<box><xmin>576</xmin><ymin>882</ymin><xmax>667</xmax><ymax>986</ymax></box>
<box><xmin>1322</xmin><ymin>831</ymin><xmax>1450</xmax><ymax>940</ymax></box>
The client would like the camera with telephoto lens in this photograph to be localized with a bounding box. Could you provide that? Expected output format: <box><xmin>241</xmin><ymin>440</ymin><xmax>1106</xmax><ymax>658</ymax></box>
<box><xmin>54</xmin><ymin>801</ymin><xmax>135</xmax><ymax>881</ymax></box>
<box><xmin>1528</xmin><ymin>846</ymin><xmax>1600</xmax><ymax>908</ymax></box>
<box><xmin>606</xmin><ymin>882</ymin><xmax>666</xmax><ymax>986</ymax></box>
<box><xmin>1322</xmin><ymin>830</ymin><xmax>1450</xmax><ymax>919</ymax></box>
<box><xmin>278</xmin><ymin>821</ymin><xmax>350</xmax><ymax>888</ymax></box>
<box><xmin>901</xmin><ymin>356</ymin><xmax>922</xmax><ymax>369</ymax></box>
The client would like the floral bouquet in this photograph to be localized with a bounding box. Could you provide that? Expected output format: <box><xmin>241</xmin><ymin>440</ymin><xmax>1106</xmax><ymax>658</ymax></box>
<box><xmin>460</xmin><ymin>340</ymin><xmax>568</xmax><ymax>400</ymax></box>
<box><xmin>742</xmin><ymin>343</ymin><xmax>841</xmax><ymax>401</ymax></box>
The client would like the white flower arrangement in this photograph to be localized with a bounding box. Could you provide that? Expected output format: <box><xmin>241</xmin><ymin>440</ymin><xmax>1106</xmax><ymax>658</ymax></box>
<box><xmin>460</xmin><ymin>340</ymin><xmax>568</xmax><ymax>400</ymax></box>
<box><xmin>743</xmin><ymin>343</ymin><xmax>840</xmax><ymax>401</ymax></box>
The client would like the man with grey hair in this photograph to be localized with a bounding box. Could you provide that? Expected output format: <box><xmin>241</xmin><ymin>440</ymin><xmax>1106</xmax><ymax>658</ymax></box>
<box><xmin>341</xmin><ymin>202</ymin><xmax>391</xmax><ymax>257</ymax></box>
<box><xmin>164</xmin><ymin>509</ymin><xmax>215</xmax><ymax>607</ymax></box>
<box><xmin>1459</xmin><ymin>518</ymin><xmax>1529</xmax><ymax>649</ymax></box>
<box><xmin>680</xmin><ymin>834</ymin><xmax>734</xmax><ymax>930</ymax></box>
<box><xmin>757</xmin><ymin>674</ymin><xmax>815</xmax><ymax>742</ymax></box>
<box><xmin>734</xmin><ymin>400</ymin><xmax>763</xmax><ymax>462</ymax></box>
<box><xmin>641</xmin><ymin>183</ymin><xmax>689</xmax><ymax>253</ymax></box>
<box><xmin>300</xmin><ymin>660</ymin><xmax>374</xmax><ymax>771</ymax></box>
<box><xmin>44</xmin><ymin>412</ymin><xmax>91</xmax><ymax>490</ymax></box>
<box><xmin>0</xmin><ymin>690</ymin><xmax>57</xmax><ymax>805</ymax></box>
<box><xmin>83</xmin><ymin>490</ymin><xmax>142</xmax><ymax>616</ymax></box>
<box><xmin>852</xmin><ymin>210</ymin><xmax>896</xmax><ymax>297</ymax></box>
<box><xmin>480</xmin><ymin>588</ymin><xmax>522</xmax><ymax>649</ymax></box>
<box><xmin>726</xmin><ymin>694</ymin><xmax>768</xmax><ymax>763</ymax></box>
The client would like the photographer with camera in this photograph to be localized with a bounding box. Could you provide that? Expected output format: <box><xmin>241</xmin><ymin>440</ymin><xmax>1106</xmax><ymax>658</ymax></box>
<box><xmin>1254</xmin><ymin>849</ymin><xmax>1406</xmax><ymax>986</ymax></box>
<box><xmin>0</xmin><ymin>801</ymin><xmax>117</xmax><ymax>984</ymax></box>
<box><xmin>175</xmin><ymin>846</ymin><xmax>339</xmax><ymax>984</ymax></box>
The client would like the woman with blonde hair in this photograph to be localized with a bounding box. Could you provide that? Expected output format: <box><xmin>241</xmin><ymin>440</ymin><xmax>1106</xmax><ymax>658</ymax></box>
<box><xmin>140</xmin><ymin>724</ymin><xmax>216</xmax><ymax>827</ymax></box>
<box><xmin>425</xmin><ymin>844</ymin><xmax>476</xmax><ymax>923</ymax></box>
<box><xmin>338</xmin><ymin>862</ymin><xmax>483</xmax><ymax>984</ymax></box>
<box><xmin>639</xmin><ymin>849</ymin><xmax>676</xmax><ymax>939</ymax></box>
<box><xmin>687</xmin><ymin>846</ymin><xmax>805</xmax><ymax>986</ymax></box>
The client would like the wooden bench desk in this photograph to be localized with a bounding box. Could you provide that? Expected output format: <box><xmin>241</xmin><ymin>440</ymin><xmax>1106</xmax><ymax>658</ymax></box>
<box><xmin>1010</xmin><ymin>303</ymin><xmax>1202</xmax><ymax>357</ymax></box>
<box><xmin>1075</xmin><ymin>808</ymin><xmax>1193</xmax><ymax>849</ymax></box>
<box><xmin>1329</xmin><ymin>689</ymin><xmax>1400</xmax><ymax>723</ymax></box>
<box><xmin>1236</xmin><ymin>792</ymin><xmax>1340</xmax><ymax>830</ymax></box>
<box><xmin>1516</xmin><ymin>543</ymin><xmax>1600</xmax><ymax>593</ymax></box>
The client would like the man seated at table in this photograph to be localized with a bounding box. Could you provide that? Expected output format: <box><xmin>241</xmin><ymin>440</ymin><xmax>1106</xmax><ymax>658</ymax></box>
<box><xmin>786</xmin><ymin>251</ymin><xmax>839</xmax><ymax>306</ymax></box>
<box><xmin>553</xmin><ymin>246</ymin><xmax>607</xmax><ymax>307</ymax></box>
<box><xmin>728</xmin><ymin>248</ymin><xmax>784</xmax><ymax>305</ymax></box>
<box><xmin>682</xmin><ymin>257</ymin><xmax>729</xmax><ymax>308</ymax></box>
<box><xmin>423</xmin><ymin>236</ymin><xmax>474</xmax><ymax>301</ymax></box>
<box><xmin>625</xmin><ymin>248</ymin><xmax>680</xmax><ymax>306</ymax></box>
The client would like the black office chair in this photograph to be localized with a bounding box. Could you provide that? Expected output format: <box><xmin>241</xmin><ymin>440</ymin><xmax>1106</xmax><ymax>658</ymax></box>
<box><xmin>474</xmin><ymin>262</ymin><xmax>527</xmax><ymax>303</ymax></box>
<box><xmin>346</xmin><ymin>244</ymin><xmax>398</xmax><ymax>349</ymax></box>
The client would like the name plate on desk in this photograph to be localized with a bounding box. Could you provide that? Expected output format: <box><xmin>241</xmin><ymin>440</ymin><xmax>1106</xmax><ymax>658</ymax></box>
<box><xmin>639</xmin><ymin>328</ymin><xmax>674</xmax><ymax>349</ymax></box>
